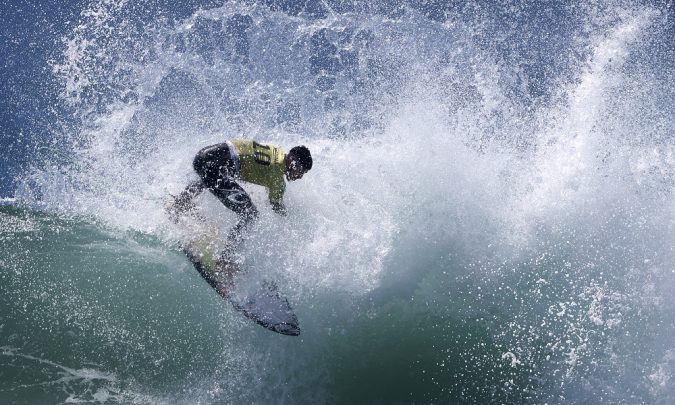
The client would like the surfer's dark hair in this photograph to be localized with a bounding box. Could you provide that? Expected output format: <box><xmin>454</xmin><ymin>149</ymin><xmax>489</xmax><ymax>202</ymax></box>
<box><xmin>289</xmin><ymin>146</ymin><xmax>312</xmax><ymax>171</ymax></box>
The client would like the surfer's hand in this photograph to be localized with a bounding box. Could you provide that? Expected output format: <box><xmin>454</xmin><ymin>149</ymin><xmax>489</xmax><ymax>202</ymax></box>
<box><xmin>271</xmin><ymin>202</ymin><xmax>287</xmax><ymax>216</ymax></box>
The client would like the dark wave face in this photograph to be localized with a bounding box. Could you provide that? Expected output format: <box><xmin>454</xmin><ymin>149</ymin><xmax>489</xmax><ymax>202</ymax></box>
<box><xmin>1</xmin><ymin>1</ymin><xmax>674</xmax><ymax>403</ymax></box>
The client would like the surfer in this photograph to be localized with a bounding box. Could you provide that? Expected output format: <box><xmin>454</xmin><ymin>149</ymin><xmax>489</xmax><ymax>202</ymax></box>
<box><xmin>167</xmin><ymin>139</ymin><xmax>312</xmax><ymax>250</ymax></box>
<box><xmin>166</xmin><ymin>140</ymin><xmax>307</xmax><ymax>335</ymax></box>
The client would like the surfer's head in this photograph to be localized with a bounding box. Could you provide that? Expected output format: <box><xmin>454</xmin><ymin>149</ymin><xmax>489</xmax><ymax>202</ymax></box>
<box><xmin>285</xmin><ymin>146</ymin><xmax>312</xmax><ymax>181</ymax></box>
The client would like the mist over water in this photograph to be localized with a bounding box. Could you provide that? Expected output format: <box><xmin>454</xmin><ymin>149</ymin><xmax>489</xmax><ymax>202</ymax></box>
<box><xmin>2</xmin><ymin>0</ymin><xmax>674</xmax><ymax>403</ymax></box>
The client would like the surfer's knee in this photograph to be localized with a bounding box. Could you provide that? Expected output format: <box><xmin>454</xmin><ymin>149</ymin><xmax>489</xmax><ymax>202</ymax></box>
<box><xmin>240</xmin><ymin>204</ymin><xmax>258</xmax><ymax>223</ymax></box>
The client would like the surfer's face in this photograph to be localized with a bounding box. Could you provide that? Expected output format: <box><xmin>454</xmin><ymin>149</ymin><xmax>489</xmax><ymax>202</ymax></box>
<box><xmin>285</xmin><ymin>157</ymin><xmax>307</xmax><ymax>181</ymax></box>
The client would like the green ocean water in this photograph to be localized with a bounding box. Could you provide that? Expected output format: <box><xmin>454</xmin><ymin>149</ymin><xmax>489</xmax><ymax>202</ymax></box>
<box><xmin>0</xmin><ymin>206</ymin><xmax>230</xmax><ymax>402</ymax></box>
<box><xmin>0</xmin><ymin>206</ymin><xmax>529</xmax><ymax>404</ymax></box>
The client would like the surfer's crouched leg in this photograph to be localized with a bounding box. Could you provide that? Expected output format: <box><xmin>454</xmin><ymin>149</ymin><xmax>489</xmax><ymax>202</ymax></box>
<box><xmin>192</xmin><ymin>142</ymin><xmax>257</xmax><ymax>256</ymax></box>
<box><xmin>224</xmin><ymin>210</ymin><xmax>257</xmax><ymax>252</ymax></box>
<box><xmin>206</xmin><ymin>179</ymin><xmax>258</xmax><ymax>256</ymax></box>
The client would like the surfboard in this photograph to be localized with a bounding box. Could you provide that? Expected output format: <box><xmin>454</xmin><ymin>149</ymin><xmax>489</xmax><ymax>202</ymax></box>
<box><xmin>183</xmin><ymin>235</ymin><xmax>300</xmax><ymax>336</ymax></box>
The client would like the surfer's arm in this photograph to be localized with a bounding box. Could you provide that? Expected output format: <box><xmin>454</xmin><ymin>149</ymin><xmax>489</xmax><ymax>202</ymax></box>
<box><xmin>268</xmin><ymin>178</ymin><xmax>287</xmax><ymax>216</ymax></box>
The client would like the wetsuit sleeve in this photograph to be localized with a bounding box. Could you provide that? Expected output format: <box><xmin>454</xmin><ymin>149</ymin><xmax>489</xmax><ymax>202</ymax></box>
<box><xmin>268</xmin><ymin>179</ymin><xmax>286</xmax><ymax>215</ymax></box>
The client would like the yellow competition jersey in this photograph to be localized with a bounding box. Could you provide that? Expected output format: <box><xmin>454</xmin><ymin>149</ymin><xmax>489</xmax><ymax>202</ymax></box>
<box><xmin>230</xmin><ymin>139</ymin><xmax>286</xmax><ymax>205</ymax></box>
